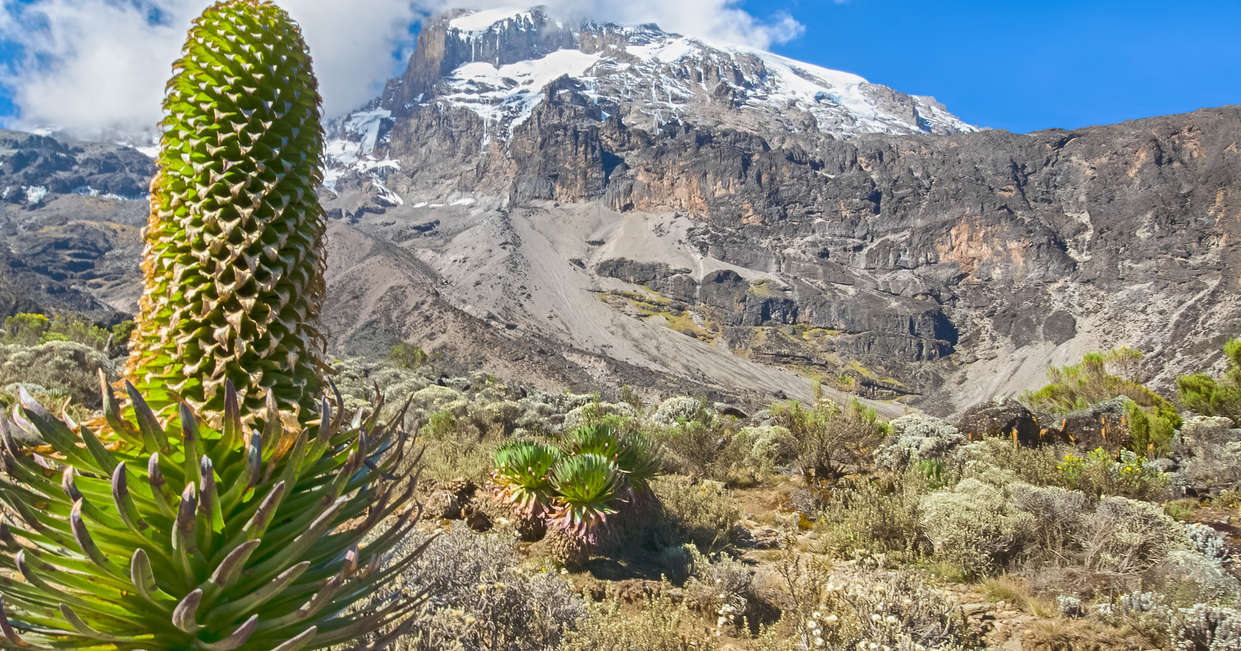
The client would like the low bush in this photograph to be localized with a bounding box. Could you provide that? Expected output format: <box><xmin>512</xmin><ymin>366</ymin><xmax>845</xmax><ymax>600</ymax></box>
<box><xmin>1177</xmin><ymin>337</ymin><xmax>1241</xmax><ymax>425</ymax></box>
<box><xmin>651</xmin><ymin>475</ymin><xmax>742</xmax><ymax>554</ymax></box>
<box><xmin>966</xmin><ymin>438</ymin><xmax>1066</xmax><ymax>487</ymax></box>
<box><xmin>649</xmin><ymin>395</ymin><xmax>708</xmax><ymax>428</ymax></box>
<box><xmin>918</xmin><ymin>478</ymin><xmax>1035</xmax><ymax>579</ymax></box>
<box><xmin>684</xmin><ymin>551</ymin><xmax>758</xmax><ymax>634</ymax></box>
<box><xmin>776</xmin><ymin>568</ymin><xmax>980</xmax><ymax>650</ymax></box>
<box><xmin>1080</xmin><ymin>496</ymin><xmax>1184</xmax><ymax>574</ymax></box>
<box><xmin>653</xmin><ymin>415</ymin><xmax>731</xmax><ymax>476</ymax></box>
<box><xmin>1152</xmin><ymin>550</ymin><xmax>1241</xmax><ymax>603</ymax></box>
<box><xmin>1094</xmin><ymin>590</ymin><xmax>1175</xmax><ymax>647</ymax></box>
<box><xmin>968</xmin><ymin>439</ymin><xmax>1169</xmax><ymax>500</ymax></box>
<box><xmin>392</xmin><ymin>525</ymin><xmax>586</xmax><ymax>650</ymax></box>
<box><xmin>731</xmin><ymin>425</ymin><xmax>798</xmax><ymax>478</ymax></box>
<box><xmin>816</xmin><ymin>473</ymin><xmax>929</xmax><ymax>562</ymax></box>
<box><xmin>1168</xmin><ymin>603</ymin><xmax>1241</xmax><ymax>651</ymax></box>
<box><xmin>561</xmin><ymin>592</ymin><xmax>713</xmax><ymax>650</ymax></box>
<box><xmin>562</xmin><ymin>400</ymin><xmax>639</xmax><ymax>432</ymax></box>
<box><xmin>771</xmin><ymin>398</ymin><xmax>890</xmax><ymax>482</ymax></box>
<box><xmin>0</xmin><ymin>340</ymin><xmax>115</xmax><ymax>410</ymax></box>
<box><xmin>416</xmin><ymin>411</ymin><xmax>498</xmax><ymax>482</ymax></box>
<box><xmin>1006</xmin><ymin>481</ymin><xmax>1090</xmax><ymax>564</ymax></box>
<box><xmin>1057</xmin><ymin>447</ymin><xmax>1171</xmax><ymax>501</ymax></box>
<box><xmin>873</xmin><ymin>413</ymin><xmax>966</xmax><ymax>474</ymax></box>
<box><xmin>1024</xmin><ymin>348</ymin><xmax>1181</xmax><ymax>454</ymax></box>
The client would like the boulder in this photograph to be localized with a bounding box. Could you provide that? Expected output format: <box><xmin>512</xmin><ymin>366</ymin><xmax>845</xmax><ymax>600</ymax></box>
<box><xmin>955</xmin><ymin>399</ymin><xmax>1053</xmax><ymax>447</ymax></box>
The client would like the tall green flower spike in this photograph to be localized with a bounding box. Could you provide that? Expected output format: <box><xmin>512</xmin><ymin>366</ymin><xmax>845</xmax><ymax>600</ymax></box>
<box><xmin>127</xmin><ymin>0</ymin><xmax>328</xmax><ymax>423</ymax></box>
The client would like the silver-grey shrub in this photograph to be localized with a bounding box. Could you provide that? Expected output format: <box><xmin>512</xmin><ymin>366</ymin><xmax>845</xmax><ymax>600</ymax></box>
<box><xmin>734</xmin><ymin>425</ymin><xmax>798</xmax><ymax>475</ymax></box>
<box><xmin>1079</xmin><ymin>496</ymin><xmax>1184</xmax><ymax>574</ymax></box>
<box><xmin>1188</xmin><ymin>523</ymin><xmax>1231</xmax><ymax>564</ymax></box>
<box><xmin>0</xmin><ymin>340</ymin><xmax>115</xmax><ymax>408</ymax></box>
<box><xmin>874</xmin><ymin>414</ymin><xmax>967</xmax><ymax>473</ymax></box>
<box><xmin>394</xmin><ymin>524</ymin><xmax>586</xmax><ymax>650</ymax></box>
<box><xmin>1169</xmin><ymin>603</ymin><xmax>1241</xmax><ymax>651</ymax></box>
<box><xmin>918</xmin><ymin>478</ymin><xmax>1035</xmax><ymax>578</ymax></box>
<box><xmin>649</xmin><ymin>396</ymin><xmax>706</xmax><ymax>427</ymax></box>
<box><xmin>1007</xmin><ymin>481</ymin><xmax>1089</xmax><ymax>560</ymax></box>
<box><xmin>1156</xmin><ymin>550</ymin><xmax>1241</xmax><ymax>602</ymax></box>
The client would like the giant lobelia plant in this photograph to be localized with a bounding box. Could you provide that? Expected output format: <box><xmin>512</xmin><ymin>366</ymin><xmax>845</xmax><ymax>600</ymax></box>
<box><xmin>127</xmin><ymin>0</ymin><xmax>329</xmax><ymax>423</ymax></box>
<box><xmin>0</xmin><ymin>1</ymin><xmax>425</xmax><ymax>648</ymax></box>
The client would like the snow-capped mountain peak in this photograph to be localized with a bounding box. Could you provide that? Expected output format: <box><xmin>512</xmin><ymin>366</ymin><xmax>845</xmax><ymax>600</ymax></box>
<box><xmin>381</xmin><ymin>6</ymin><xmax>975</xmax><ymax>140</ymax></box>
<box><xmin>322</xmin><ymin>6</ymin><xmax>977</xmax><ymax>207</ymax></box>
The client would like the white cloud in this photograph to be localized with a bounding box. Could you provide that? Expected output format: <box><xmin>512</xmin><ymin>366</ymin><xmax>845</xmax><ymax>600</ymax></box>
<box><xmin>0</xmin><ymin>0</ymin><xmax>420</xmax><ymax>138</ymax></box>
<box><xmin>425</xmin><ymin>1</ymin><xmax>805</xmax><ymax>49</ymax></box>
<box><xmin>0</xmin><ymin>0</ymin><xmax>802</xmax><ymax>138</ymax></box>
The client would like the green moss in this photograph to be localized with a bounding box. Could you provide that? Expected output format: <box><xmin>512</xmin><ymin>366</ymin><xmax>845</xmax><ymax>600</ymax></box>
<box><xmin>748</xmin><ymin>278</ymin><xmax>775</xmax><ymax>298</ymax></box>
<box><xmin>597</xmin><ymin>291</ymin><xmax>718</xmax><ymax>342</ymax></box>
<box><xmin>847</xmin><ymin>360</ymin><xmax>880</xmax><ymax>381</ymax></box>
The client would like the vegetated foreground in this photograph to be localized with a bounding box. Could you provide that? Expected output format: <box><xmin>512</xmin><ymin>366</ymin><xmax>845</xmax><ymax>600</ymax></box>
<box><xmin>7</xmin><ymin>314</ymin><xmax>1241</xmax><ymax>649</ymax></box>
<box><xmin>2</xmin><ymin>1</ymin><xmax>1240</xmax><ymax>647</ymax></box>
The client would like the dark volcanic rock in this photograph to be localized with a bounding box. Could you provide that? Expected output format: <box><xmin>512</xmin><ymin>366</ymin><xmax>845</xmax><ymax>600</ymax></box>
<box><xmin>956</xmin><ymin>399</ymin><xmax>1051</xmax><ymax>446</ymax></box>
<box><xmin>1046</xmin><ymin>397</ymin><xmax>1135</xmax><ymax>453</ymax></box>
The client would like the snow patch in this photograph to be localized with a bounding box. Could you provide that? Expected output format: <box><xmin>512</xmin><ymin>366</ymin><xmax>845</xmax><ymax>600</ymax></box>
<box><xmin>24</xmin><ymin>186</ymin><xmax>47</xmax><ymax>205</ymax></box>
<box><xmin>448</xmin><ymin>8</ymin><xmax>530</xmax><ymax>33</ymax></box>
<box><xmin>323</xmin><ymin>108</ymin><xmax>400</xmax><ymax>194</ymax></box>
<box><xmin>440</xmin><ymin>49</ymin><xmax>601</xmax><ymax>130</ymax></box>
<box><xmin>345</xmin><ymin>109</ymin><xmax>391</xmax><ymax>156</ymax></box>
<box><xmin>626</xmin><ymin>38</ymin><xmax>695</xmax><ymax>64</ymax></box>
<box><xmin>72</xmin><ymin>186</ymin><xmax>142</xmax><ymax>201</ymax></box>
<box><xmin>372</xmin><ymin>176</ymin><xmax>403</xmax><ymax>207</ymax></box>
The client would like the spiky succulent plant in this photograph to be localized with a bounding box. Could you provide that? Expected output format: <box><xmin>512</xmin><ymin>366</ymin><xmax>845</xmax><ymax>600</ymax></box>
<box><xmin>565</xmin><ymin>425</ymin><xmax>661</xmax><ymax>499</ymax></box>
<box><xmin>614</xmin><ymin>431</ymin><xmax>662</xmax><ymax>500</ymax></box>
<box><xmin>565</xmin><ymin>424</ymin><xmax>621</xmax><ymax>458</ymax></box>
<box><xmin>489</xmin><ymin>440</ymin><xmax>560</xmax><ymax>520</ymax></box>
<box><xmin>548</xmin><ymin>454</ymin><xmax>621</xmax><ymax>545</ymax></box>
<box><xmin>0</xmin><ymin>380</ymin><xmax>422</xmax><ymax>649</ymax></box>
<box><xmin>126</xmin><ymin>0</ymin><xmax>328</xmax><ymax>423</ymax></box>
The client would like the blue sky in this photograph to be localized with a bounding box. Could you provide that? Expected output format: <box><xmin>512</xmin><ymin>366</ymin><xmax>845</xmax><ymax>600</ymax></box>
<box><xmin>749</xmin><ymin>0</ymin><xmax>1241</xmax><ymax>132</ymax></box>
<box><xmin>0</xmin><ymin>0</ymin><xmax>1237</xmax><ymax>134</ymax></box>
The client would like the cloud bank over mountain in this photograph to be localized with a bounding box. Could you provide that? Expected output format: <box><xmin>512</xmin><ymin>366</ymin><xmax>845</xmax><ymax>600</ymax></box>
<box><xmin>0</xmin><ymin>0</ymin><xmax>802</xmax><ymax>138</ymax></box>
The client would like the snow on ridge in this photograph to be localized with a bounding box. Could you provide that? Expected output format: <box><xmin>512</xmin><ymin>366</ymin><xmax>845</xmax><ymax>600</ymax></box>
<box><xmin>441</xmin><ymin>49</ymin><xmax>601</xmax><ymax>129</ymax></box>
<box><xmin>448</xmin><ymin>8</ymin><xmax>532</xmax><ymax>33</ymax></box>
<box><xmin>345</xmin><ymin>109</ymin><xmax>391</xmax><ymax>156</ymax></box>
<box><xmin>323</xmin><ymin>108</ymin><xmax>401</xmax><ymax>194</ymax></box>
<box><xmin>625</xmin><ymin>37</ymin><xmax>695</xmax><ymax>64</ymax></box>
<box><xmin>425</xmin><ymin>7</ymin><xmax>975</xmax><ymax>138</ymax></box>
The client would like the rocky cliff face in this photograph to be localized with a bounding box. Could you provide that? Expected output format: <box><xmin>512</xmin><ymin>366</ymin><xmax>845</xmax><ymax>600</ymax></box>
<box><xmin>3</xmin><ymin>9</ymin><xmax>1239</xmax><ymax>415</ymax></box>
<box><xmin>319</xmin><ymin>8</ymin><xmax>1241</xmax><ymax>413</ymax></box>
